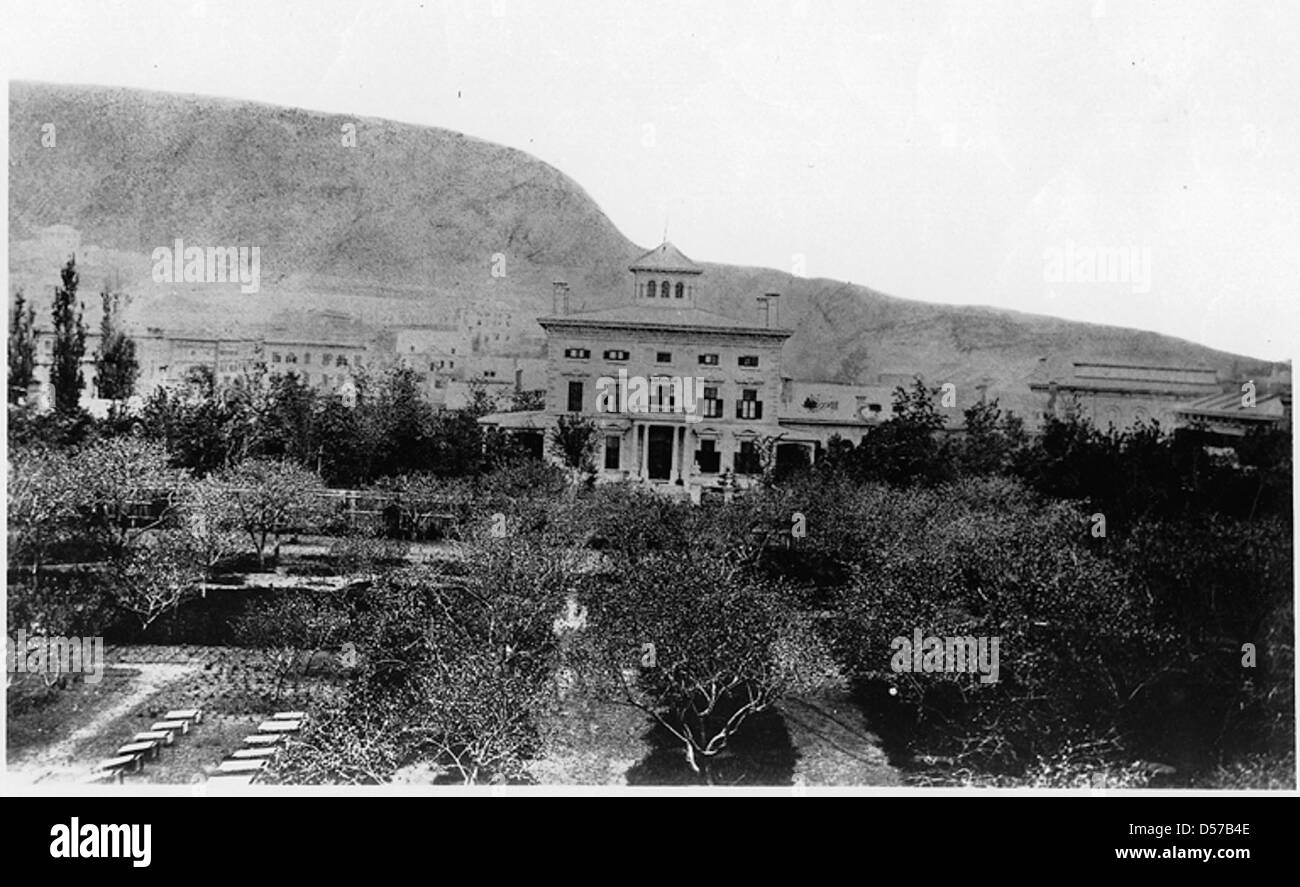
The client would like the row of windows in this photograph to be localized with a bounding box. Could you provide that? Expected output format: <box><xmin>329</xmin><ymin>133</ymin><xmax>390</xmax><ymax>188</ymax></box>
<box><xmin>268</xmin><ymin>369</ymin><xmax>346</xmax><ymax>387</ymax></box>
<box><xmin>568</xmin><ymin>379</ymin><xmax>764</xmax><ymax>420</ymax></box>
<box><xmin>271</xmin><ymin>352</ymin><xmax>351</xmax><ymax>367</ymax></box>
<box><xmin>563</xmin><ymin>348</ymin><xmax>758</xmax><ymax>368</ymax></box>
<box><xmin>643</xmin><ymin>280</ymin><xmax>689</xmax><ymax>300</ymax></box>
<box><xmin>601</xmin><ymin>434</ymin><xmax>763</xmax><ymax>474</ymax></box>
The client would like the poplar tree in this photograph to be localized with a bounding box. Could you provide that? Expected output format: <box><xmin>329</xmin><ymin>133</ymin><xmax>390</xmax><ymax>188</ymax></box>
<box><xmin>95</xmin><ymin>290</ymin><xmax>139</xmax><ymax>400</ymax></box>
<box><xmin>50</xmin><ymin>257</ymin><xmax>87</xmax><ymax>414</ymax></box>
<box><xmin>8</xmin><ymin>289</ymin><xmax>36</xmax><ymax>404</ymax></box>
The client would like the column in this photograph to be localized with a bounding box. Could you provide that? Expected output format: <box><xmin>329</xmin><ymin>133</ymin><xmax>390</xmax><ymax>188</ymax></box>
<box><xmin>639</xmin><ymin>423</ymin><xmax>649</xmax><ymax>480</ymax></box>
<box><xmin>680</xmin><ymin>427</ymin><xmax>692</xmax><ymax>488</ymax></box>
<box><xmin>669</xmin><ymin>424</ymin><xmax>680</xmax><ymax>482</ymax></box>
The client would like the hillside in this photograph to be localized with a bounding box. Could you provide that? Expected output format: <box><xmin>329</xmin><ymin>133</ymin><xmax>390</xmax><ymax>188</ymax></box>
<box><xmin>8</xmin><ymin>81</ymin><xmax>1277</xmax><ymax>415</ymax></box>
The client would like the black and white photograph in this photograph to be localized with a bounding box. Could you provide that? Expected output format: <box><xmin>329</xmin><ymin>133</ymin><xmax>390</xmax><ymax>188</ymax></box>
<box><xmin>2</xmin><ymin>0</ymin><xmax>1295</xmax><ymax>835</ymax></box>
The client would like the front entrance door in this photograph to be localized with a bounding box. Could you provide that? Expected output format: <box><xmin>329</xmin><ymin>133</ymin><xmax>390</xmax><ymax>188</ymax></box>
<box><xmin>647</xmin><ymin>426</ymin><xmax>673</xmax><ymax>480</ymax></box>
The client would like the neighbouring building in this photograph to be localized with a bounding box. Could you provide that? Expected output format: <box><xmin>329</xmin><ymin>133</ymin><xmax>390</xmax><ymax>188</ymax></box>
<box><xmin>1029</xmin><ymin>359</ymin><xmax>1222</xmax><ymax>430</ymax></box>
<box><xmin>1174</xmin><ymin>390</ymin><xmax>1291</xmax><ymax>438</ymax></box>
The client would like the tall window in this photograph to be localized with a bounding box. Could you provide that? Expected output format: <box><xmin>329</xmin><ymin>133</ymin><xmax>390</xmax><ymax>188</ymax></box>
<box><xmin>703</xmin><ymin>386</ymin><xmax>723</xmax><ymax>418</ymax></box>
<box><xmin>604</xmin><ymin>435</ymin><xmax>621</xmax><ymax>470</ymax></box>
<box><xmin>660</xmin><ymin>281</ymin><xmax>670</xmax><ymax>298</ymax></box>
<box><xmin>736</xmin><ymin>440</ymin><xmax>761</xmax><ymax>475</ymax></box>
<box><xmin>675</xmin><ymin>282</ymin><xmax>685</xmax><ymax>299</ymax></box>
<box><xmin>737</xmin><ymin>388</ymin><xmax>762</xmax><ymax>420</ymax></box>
<box><xmin>696</xmin><ymin>439</ymin><xmax>720</xmax><ymax>474</ymax></box>
<box><xmin>567</xmin><ymin>380</ymin><xmax>584</xmax><ymax>413</ymax></box>
<box><xmin>645</xmin><ymin>279</ymin><xmax>657</xmax><ymax>298</ymax></box>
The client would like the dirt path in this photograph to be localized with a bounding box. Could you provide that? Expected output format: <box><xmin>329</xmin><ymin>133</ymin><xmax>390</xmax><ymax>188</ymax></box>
<box><xmin>780</xmin><ymin>694</ymin><xmax>903</xmax><ymax>786</ymax></box>
<box><xmin>6</xmin><ymin>662</ymin><xmax>201</xmax><ymax>786</ymax></box>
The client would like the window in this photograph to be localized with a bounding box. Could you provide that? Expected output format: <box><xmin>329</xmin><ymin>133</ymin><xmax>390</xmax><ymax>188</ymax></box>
<box><xmin>337</xmin><ymin>355</ymin><xmax>348</xmax><ymax>367</ymax></box>
<box><xmin>604</xmin><ymin>349</ymin><xmax>630</xmax><ymax>361</ymax></box>
<box><xmin>656</xmin><ymin>351</ymin><xmax>672</xmax><ymax>363</ymax></box>
<box><xmin>645</xmin><ymin>279</ymin><xmax>656</xmax><ymax>298</ymax></box>
<box><xmin>567</xmin><ymin>380</ymin><xmax>584</xmax><ymax>413</ymax></box>
<box><xmin>696</xmin><ymin>439</ymin><xmax>720</xmax><ymax>474</ymax></box>
<box><xmin>698</xmin><ymin>353</ymin><xmax>719</xmax><ymax>366</ymax></box>
<box><xmin>737</xmin><ymin>388</ymin><xmax>763</xmax><ymax>420</ymax></box>
<box><xmin>271</xmin><ymin>352</ymin><xmax>282</xmax><ymax>364</ymax></box>
<box><xmin>564</xmin><ymin>348</ymin><xmax>590</xmax><ymax>359</ymax></box>
<box><xmin>868</xmin><ymin>403</ymin><xmax>882</xmax><ymax>413</ymax></box>
<box><xmin>304</xmin><ymin>353</ymin><xmax>312</xmax><ymax>365</ymax></box>
<box><xmin>675</xmin><ymin>282</ymin><xmax>685</xmax><ymax>299</ymax></box>
<box><xmin>703</xmin><ymin>386</ymin><xmax>723</xmax><ymax>419</ymax></box>
<box><xmin>604</xmin><ymin>435</ymin><xmax>621</xmax><ymax>470</ymax></box>
<box><xmin>738</xmin><ymin>355</ymin><xmax>759</xmax><ymax>368</ymax></box>
<box><xmin>660</xmin><ymin>281</ymin><xmax>670</xmax><ymax>299</ymax></box>
<box><xmin>652</xmin><ymin>377</ymin><xmax>676</xmax><ymax>412</ymax></box>
<box><xmin>323</xmin><ymin>353</ymin><xmax>332</xmax><ymax>365</ymax></box>
<box><xmin>286</xmin><ymin>353</ymin><xmax>298</xmax><ymax>364</ymax></box>
<box><xmin>736</xmin><ymin>441</ymin><xmax>761</xmax><ymax>475</ymax></box>
<box><xmin>598</xmin><ymin>381</ymin><xmax>621</xmax><ymax>414</ymax></box>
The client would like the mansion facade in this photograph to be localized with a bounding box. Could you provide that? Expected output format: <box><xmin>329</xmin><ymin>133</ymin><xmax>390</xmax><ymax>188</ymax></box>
<box><xmin>479</xmin><ymin>243</ymin><xmax>853</xmax><ymax>490</ymax></box>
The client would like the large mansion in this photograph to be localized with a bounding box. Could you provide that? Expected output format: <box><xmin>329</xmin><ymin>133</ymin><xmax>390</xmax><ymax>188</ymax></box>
<box><xmin>478</xmin><ymin>243</ymin><xmax>870</xmax><ymax>491</ymax></box>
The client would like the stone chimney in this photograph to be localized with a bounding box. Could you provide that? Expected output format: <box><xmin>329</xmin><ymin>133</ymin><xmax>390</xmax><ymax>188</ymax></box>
<box><xmin>757</xmin><ymin>293</ymin><xmax>780</xmax><ymax>327</ymax></box>
<box><xmin>552</xmin><ymin>281</ymin><xmax>570</xmax><ymax>315</ymax></box>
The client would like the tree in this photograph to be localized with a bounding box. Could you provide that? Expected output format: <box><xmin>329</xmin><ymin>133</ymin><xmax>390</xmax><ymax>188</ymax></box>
<box><xmin>547</xmin><ymin>413</ymin><xmax>598</xmax><ymax>478</ymax></box>
<box><xmin>234</xmin><ymin>591</ymin><xmax>352</xmax><ymax>699</ymax></box>
<box><xmin>139</xmin><ymin>366</ymin><xmax>256</xmax><ymax>474</ymax></box>
<box><xmin>108</xmin><ymin>532</ymin><xmax>203</xmax><ymax>630</ymax></box>
<box><xmin>93</xmin><ymin>291</ymin><xmax>139</xmax><ymax>401</ymax></box>
<box><xmin>219</xmin><ymin>458</ymin><xmax>322</xmax><ymax>568</ymax></box>
<box><xmin>508</xmin><ymin>387</ymin><xmax>545</xmax><ymax>412</ymax></box>
<box><xmin>853</xmin><ymin>376</ymin><xmax>952</xmax><ymax>485</ymax></box>
<box><xmin>580</xmin><ymin>554</ymin><xmax>807</xmax><ymax>784</ymax></box>
<box><xmin>50</xmin><ymin>257</ymin><xmax>88</xmax><ymax>414</ymax></box>
<box><xmin>270</xmin><ymin>544</ymin><xmax>569</xmax><ymax>785</ymax></box>
<box><xmin>175</xmin><ymin>475</ymin><xmax>244</xmax><ymax>577</ymax></box>
<box><xmin>8</xmin><ymin>289</ymin><xmax>37</xmax><ymax>404</ymax></box>
<box><xmin>7</xmin><ymin>447</ymin><xmax>79</xmax><ymax>582</ymax></box>
<box><xmin>70</xmin><ymin>437</ymin><xmax>186</xmax><ymax>562</ymax></box>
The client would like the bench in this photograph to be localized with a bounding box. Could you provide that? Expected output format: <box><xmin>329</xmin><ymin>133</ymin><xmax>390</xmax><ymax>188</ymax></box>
<box><xmin>257</xmin><ymin>720</ymin><xmax>302</xmax><ymax>733</ymax></box>
<box><xmin>164</xmin><ymin>708</ymin><xmax>203</xmax><ymax>724</ymax></box>
<box><xmin>133</xmin><ymin>730</ymin><xmax>174</xmax><ymax>747</ymax></box>
<box><xmin>97</xmin><ymin>755</ymin><xmax>141</xmax><ymax>781</ymax></box>
<box><xmin>229</xmin><ymin>747</ymin><xmax>279</xmax><ymax>760</ymax></box>
<box><xmin>116</xmin><ymin>740</ymin><xmax>160</xmax><ymax>762</ymax></box>
<box><xmin>243</xmin><ymin>734</ymin><xmax>283</xmax><ymax>746</ymax></box>
<box><xmin>272</xmin><ymin>711</ymin><xmax>307</xmax><ymax>721</ymax></box>
<box><xmin>152</xmin><ymin>719</ymin><xmax>190</xmax><ymax>736</ymax></box>
<box><xmin>217</xmin><ymin>758</ymin><xmax>267</xmax><ymax>773</ymax></box>
<box><xmin>207</xmin><ymin>772</ymin><xmax>258</xmax><ymax>786</ymax></box>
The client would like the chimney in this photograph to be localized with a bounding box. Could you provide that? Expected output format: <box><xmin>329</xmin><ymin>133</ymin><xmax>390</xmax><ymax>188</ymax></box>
<box><xmin>765</xmin><ymin>293</ymin><xmax>779</xmax><ymax>327</ymax></box>
<box><xmin>552</xmin><ymin>281</ymin><xmax>570</xmax><ymax>315</ymax></box>
<box><xmin>758</xmin><ymin>293</ymin><xmax>780</xmax><ymax>328</ymax></box>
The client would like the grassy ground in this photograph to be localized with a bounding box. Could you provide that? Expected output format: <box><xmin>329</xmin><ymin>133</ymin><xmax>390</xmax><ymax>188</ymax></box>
<box><xmin>7</xmin><ymin>645</ymin><xmax>343</xmax><ymax>786</ymax></box>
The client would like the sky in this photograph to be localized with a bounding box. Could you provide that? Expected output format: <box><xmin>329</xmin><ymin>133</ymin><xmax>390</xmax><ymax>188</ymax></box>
<box><xmin>3</xmin><ymin>0</ymin><xmax>1297</xmax><ymax>360</ymax></box>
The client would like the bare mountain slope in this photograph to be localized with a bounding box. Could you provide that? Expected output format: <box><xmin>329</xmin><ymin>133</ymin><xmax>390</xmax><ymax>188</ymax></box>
<box><xmin>9</xmin><ymin>81</ymin><xmax>1275</xmax><ymax>410</ymax></box>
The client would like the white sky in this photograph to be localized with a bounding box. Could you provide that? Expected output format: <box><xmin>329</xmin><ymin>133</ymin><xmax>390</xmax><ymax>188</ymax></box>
<box><xmin>3</xmin><ymin>0</ymin><xmax>1296</xmax><ymax>360</ymax></box>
